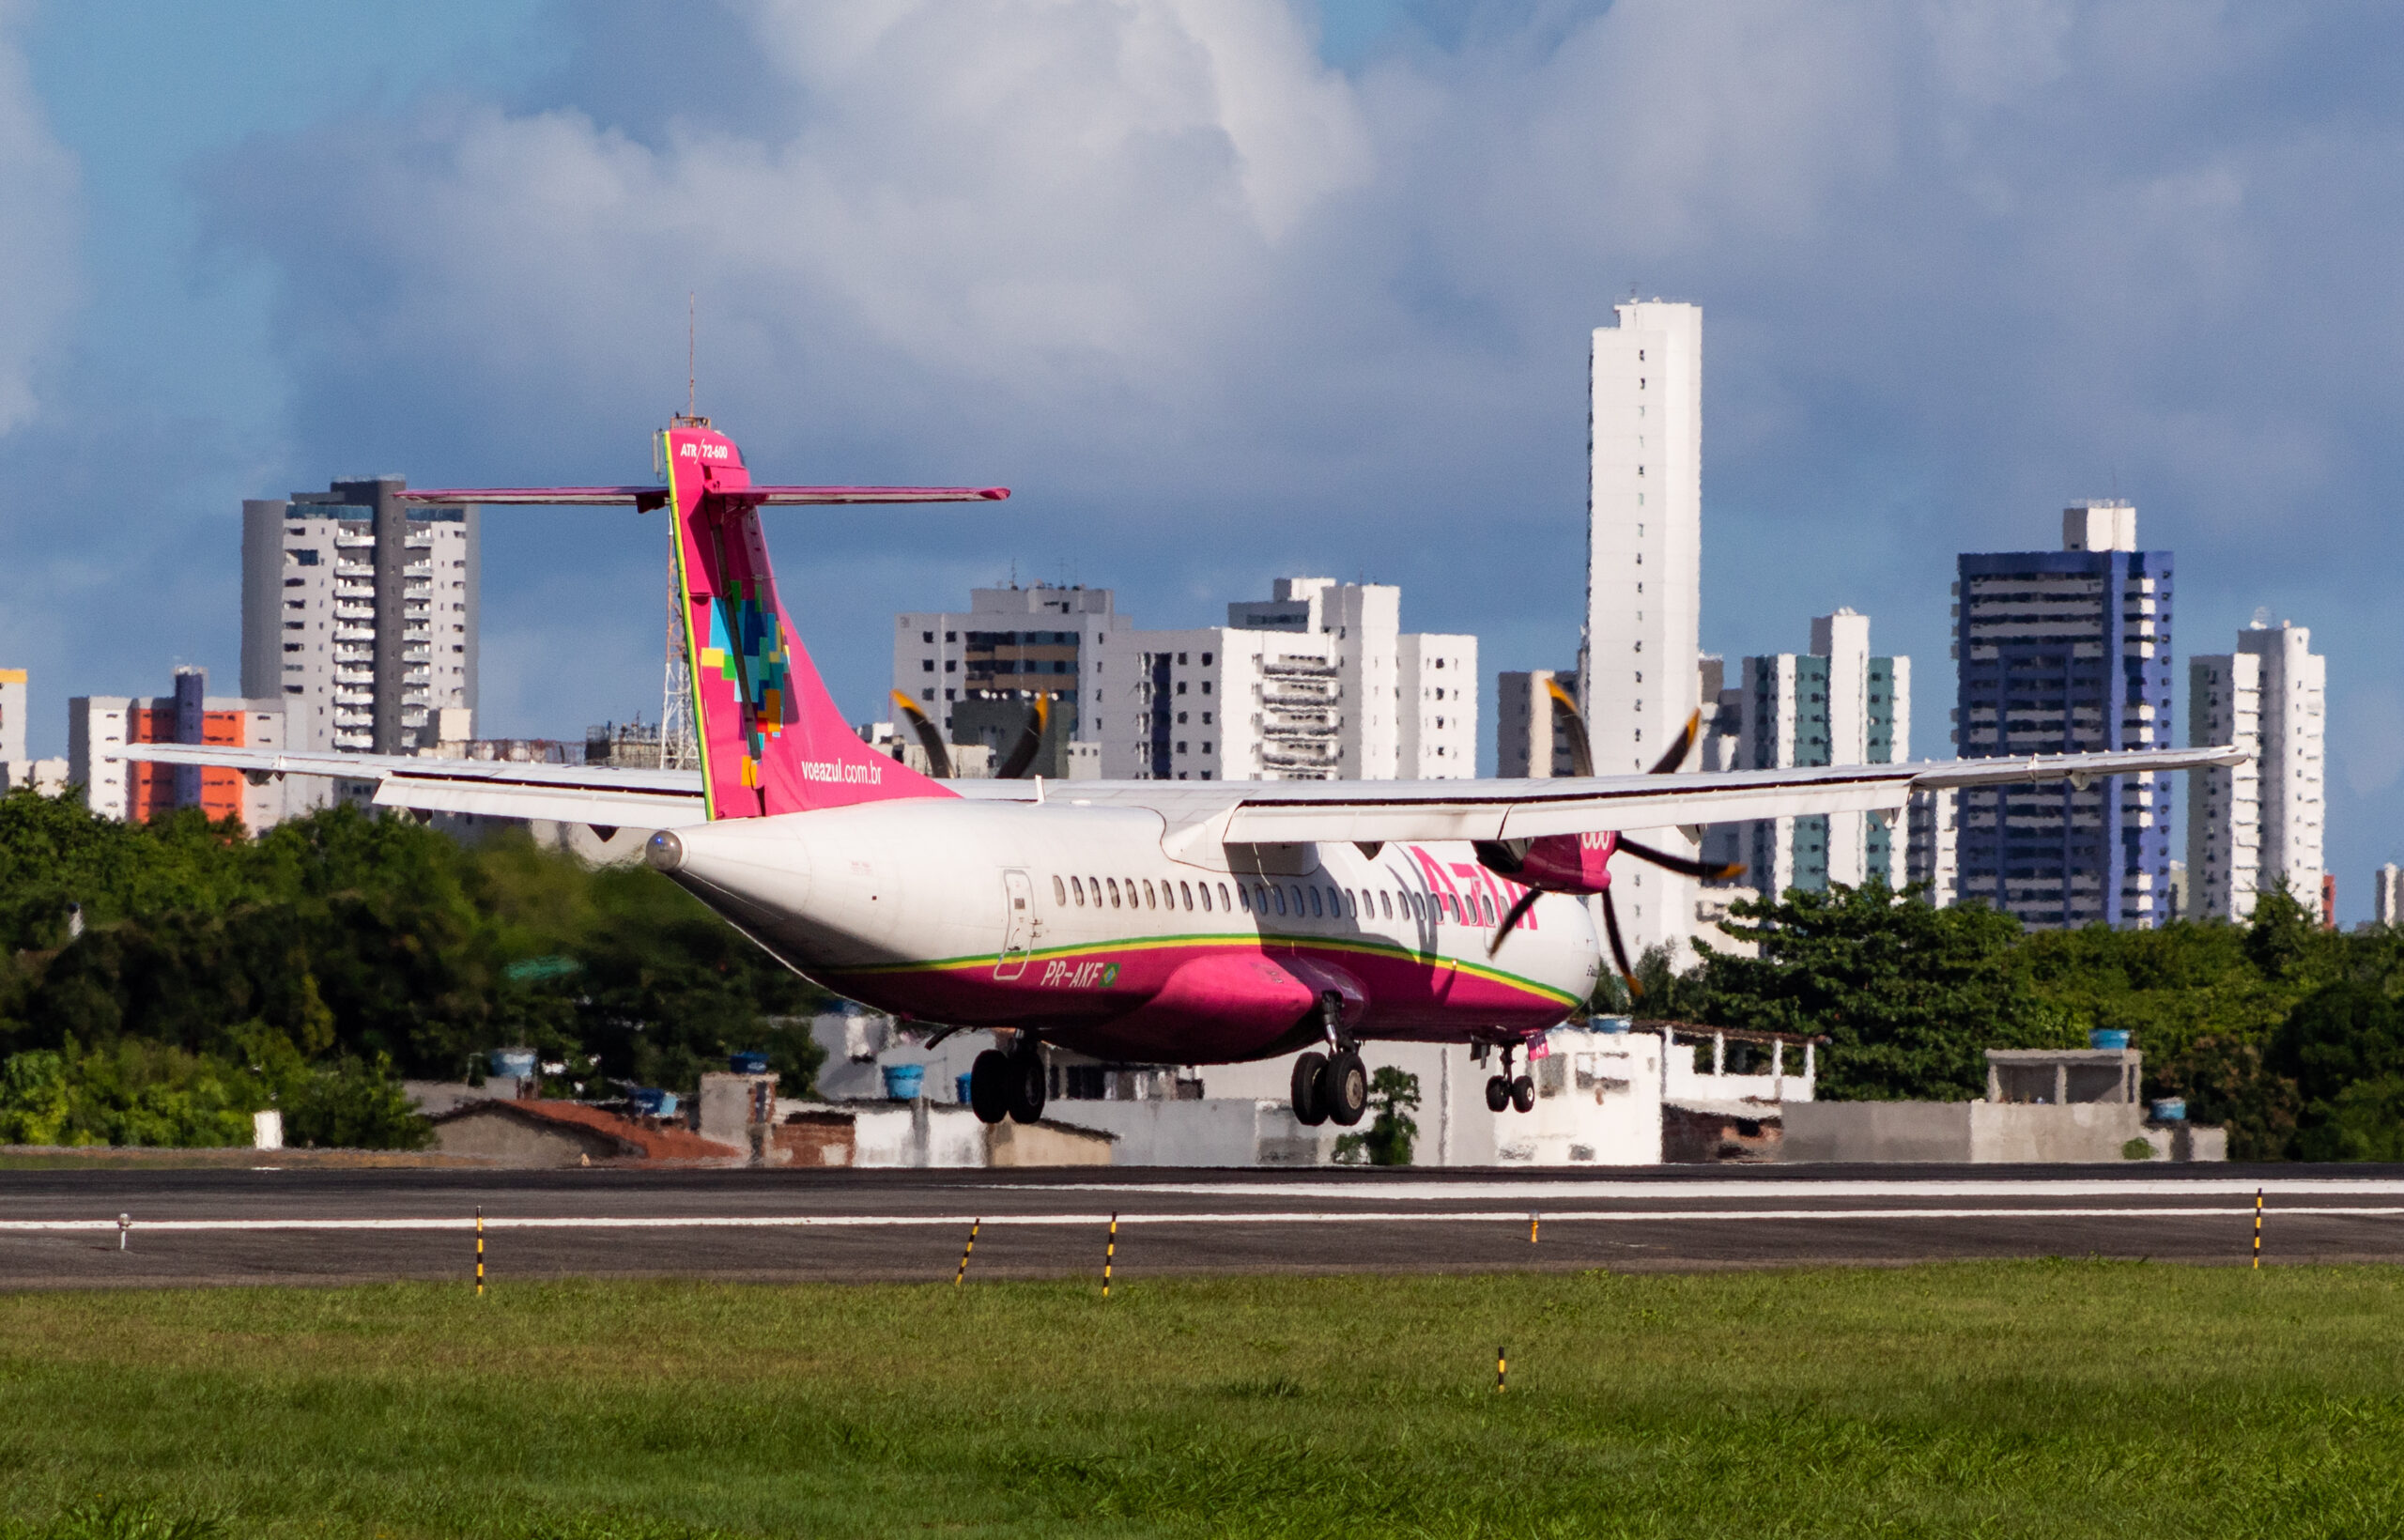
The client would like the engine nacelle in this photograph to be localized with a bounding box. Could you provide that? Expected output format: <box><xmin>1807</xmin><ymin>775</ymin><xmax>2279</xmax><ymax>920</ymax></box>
<box><xmin>1472</xmin><ymin>832</ymin><xmax>1617</xmax><ymax>895</ymax></box>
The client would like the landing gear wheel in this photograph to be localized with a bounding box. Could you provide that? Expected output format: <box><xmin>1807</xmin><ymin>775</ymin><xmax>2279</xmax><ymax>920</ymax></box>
<box><xmin>1291</xmin><ymin>1051</ymin><xmax>1331</xmax><ymax>1127</ymax></box>
<box><xmin>1006</xmin><ymin>1049</ymin><xmax>1048</xmax><ymax>1124</ymax></box>
<box><xmin>1485</xmin><ymin>1074</ymin><xmax>1512</xmax><ymax>1114</ymax></box>
<box><xmin>968</xmin><ymin>1050</ymin><xmax>1011</xmax><ymax>1125</ymax></box>
<box><xmin>1510</xmin><ymin>1075</ymin><xmax>1536</xmax><ymax>1115</ymax></box>
<box><xmin>1325</xmin><ymin>1051</ymin><xmax>1370</xmax><ymax>1127</ymax></box>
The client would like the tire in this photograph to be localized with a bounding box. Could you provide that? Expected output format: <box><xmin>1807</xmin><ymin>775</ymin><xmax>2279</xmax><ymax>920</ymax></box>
<box><xmin>968</xmin><ymin>1049</ymin><xmax>1011</xmax><ymax>1125</ymax></box>
<box><xmin>1485</xmin><ymin>1074</ymin><xmax>1511</xmax><ymax>1114</ymax></box>
<box><xmin>1007</xmin><ymin>1050</ymin><xmax>1048</xmax><ymax>1124</ymax></box>
<box><xmin>1510</xmin><ymin>1075</ymin><xmax>1536</xmax><ymax>1115</ymax></box>
<box><xmin>1325</xmin><ymin>1051</ymin><xmax>1370</xmax><ymax>1127</ymax></box>
<box><xmin>1290</xmin><ymin>1051</ymin><xmax>1330</xmax><ymax>1126</ymax></box>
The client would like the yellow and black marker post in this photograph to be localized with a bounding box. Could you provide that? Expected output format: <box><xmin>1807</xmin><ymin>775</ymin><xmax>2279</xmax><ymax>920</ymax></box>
<box><xmin>955</xmin><ymin>1217</ymin><xmax>980</xmax><ymax>1287</ymax></box>
<box><xmin>1102</xmin><ymin>1212</ymin><xmax>1118</xmax><ymax>1298</ymax></box>
<box><xmin>1496</xmin><ymin>1346</ymin><xmax>1507</xmax><ymax>1393</ymax></box>
<box><xmin>475</xmin><ymin>1206</ymin><xmax>485</xmax><ymax>1297</ymax></box>
<box><xmin>1530</xmin><ymin>1211</ymin><xmax>1539</xmax><ymax>1245</ymax></box>
<box><xmin>2253</xmin><ymin>1188</ymin><xmax>2263</xmax><ymax>1270</ymax></box>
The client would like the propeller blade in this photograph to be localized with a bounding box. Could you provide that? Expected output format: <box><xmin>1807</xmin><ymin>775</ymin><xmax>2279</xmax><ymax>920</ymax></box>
<box><xmin>1615</xmin><ymin>834</ymin><xmax>1746</xmax><ymax>883</ymax></box>
<box><xmin>888</xmin><ymin>691</ymin><xmax>953</xmax><ymax>779</ymax></box>
<box><xmin>995</xmin><ymin>693</ymin><xmax>1052</xmax><ymax>779</ymax></box>
<box><xmin>1599</xmin><ymin>886</ymin><xmax>1641</xmax><ymax>999</ymax></box>
<box><xmin>1472</xmin><ymin>839</ymin><xmax>1530</xmax><ymax>875</ymax></box>
<box><xmin>1543</xmin><ymin>677</ymin><xmax>1594</xmax><ymax>778</ymax></box>
<box><xmin>1647</xmin><ymin>709</ymin><xmax>1703</xmax><ymax>776</ymax></box>
<box><xmin>1487</xmin><ymin>886</ymin><xmax>1543</xmax><ymax>958</ymax></box>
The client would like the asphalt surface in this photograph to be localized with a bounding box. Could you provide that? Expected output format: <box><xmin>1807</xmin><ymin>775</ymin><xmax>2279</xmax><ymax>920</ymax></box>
<box><xmin>3</xmin><ymin>1163</ymin><xmax>2401</xmax><ymax>1287</ymax></box>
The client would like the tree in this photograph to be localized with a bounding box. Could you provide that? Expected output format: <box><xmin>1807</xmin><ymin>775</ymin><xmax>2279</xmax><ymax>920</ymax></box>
<box><xmin>1688</xmin><ymin>879</ymin><xmax>2068</xmax><ymax>1101</ymax></box>
<box><xmin>2270</xmin><ymin>980</ymin><xmax>2404</xmax><ymax>1161</ymax></box>
<box><xmin>2148</xmin><ymin>1035</ymin><xmax>2299</xmax><ymax>1161</ymax></box>
<box><xmin>1334</xmin><ymin>1068</ymin><xmax>1421</xmax><ymax>1165</ymax></box>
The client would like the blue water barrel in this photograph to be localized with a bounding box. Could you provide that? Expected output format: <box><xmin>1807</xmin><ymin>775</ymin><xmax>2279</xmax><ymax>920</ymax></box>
<box><xmin>956</xmin><ymin>1071</ymin><xmax>976</xmax><ymax>1104</ymax></box>
<box><xmin>729</xmin><ymin>1051</ymin><xmax>770</xmax><ymax>1075</ymax></box>
<box><xmin>1591</xmin><ymin>1015</ymin><xmax>1633</xmax><ymax>1034</ymax></box>
<box><xmin>883</xmin><ymin>1063</ymin><xmax>926</xmax><ymax>1101</ymax></box>
<box><xmin>2150</xmin><ymin>1097</ymin><xmax>2187</xmax><ymax>1122</ymax></box>
<box><xmin>2088</xmin><ymin>1028</ymin><xmax>2131</xmax><ymax>1051</ymax></box>
<box><xmin>631</xmin><ymin>1087</ymin><xmax>669</xmax><ymax>1117</ymax></box>
<box><xmin>489</xmin><ymin>1049</ymin><xmax>537</xmax><ymax>1079</ymax></box>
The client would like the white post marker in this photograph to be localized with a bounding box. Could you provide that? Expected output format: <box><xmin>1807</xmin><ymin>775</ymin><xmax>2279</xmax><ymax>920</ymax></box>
<box><xmin>116</xmin><ymin>1213</ymin><xmax>129</xmax><ymax>1251</ymax></box>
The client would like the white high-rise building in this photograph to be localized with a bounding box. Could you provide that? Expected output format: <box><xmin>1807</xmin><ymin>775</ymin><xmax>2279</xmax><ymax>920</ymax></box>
<box><xmin>1729</xmin><ymin>609</ymin><xmax>1910</xmax><ymax>897</ymax></box>
<box><xmin>2375</xmin><ymin>864</ymin><xmax>2403</xmax><ymax>930</ymax></box>
<box><xmin>241</xmin><ymin>478</ymin><xmax>478</xmax><ymax>758</ymax></box>
<box><xmin>1092</xmin><ymin>578</ymin><xmax>1473</xmax><ymax>782</ymax></box>
<box><xmin>2189</xmin><ymin>620</ymin><xmax>2326</xmax><ymax>922</ymax></box>
<box><xmin>1580</xmin><ymin>300</ymin><xmax>1703</xmax><ymax>956</ymax></box>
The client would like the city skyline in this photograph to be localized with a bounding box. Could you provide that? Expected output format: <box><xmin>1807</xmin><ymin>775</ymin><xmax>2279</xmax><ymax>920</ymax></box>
<box><xmin>2</xmin><ymin>5</ymin><xmax>2401</xmax><ymax>914</ymax></box>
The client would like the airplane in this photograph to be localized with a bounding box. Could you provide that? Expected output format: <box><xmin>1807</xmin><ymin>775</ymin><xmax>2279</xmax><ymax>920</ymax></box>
<box><xmin>131</xmin><ymin>417</ymin><xmax>2246</xmax><ymax>1132</ymax></box>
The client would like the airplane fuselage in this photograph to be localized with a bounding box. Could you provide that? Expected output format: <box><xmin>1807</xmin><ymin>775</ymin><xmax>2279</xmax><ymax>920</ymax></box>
<box><xmin>648</xmin><ymin>798</ymin><xmax>1601</xmax><ymax>1065</ymax></box>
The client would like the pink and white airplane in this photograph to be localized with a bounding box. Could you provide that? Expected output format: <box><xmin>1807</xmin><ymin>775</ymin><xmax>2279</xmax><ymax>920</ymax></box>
<box><xmin>134</xmin><ymin>420</ymin><xmax>2242</xmax><ymax>1130</ymax></box>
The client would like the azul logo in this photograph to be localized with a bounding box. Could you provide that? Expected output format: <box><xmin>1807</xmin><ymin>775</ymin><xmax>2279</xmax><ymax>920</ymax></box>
<box><xmin>1041</xmin><ymin>959</ymin><xmax>1119</xmax><ymax>989</ymax></box>
<box><xmin>679</xmin><ymin>440</ymin><xmax>732</xmax><ymax>462</ymax></box>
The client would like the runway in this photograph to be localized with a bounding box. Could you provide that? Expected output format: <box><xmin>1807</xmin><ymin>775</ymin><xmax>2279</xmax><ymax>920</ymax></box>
<box><xmin>4</xmin><ymin>1163</ymin><xmax>2402</xmax><ymax>1287</ymax></box>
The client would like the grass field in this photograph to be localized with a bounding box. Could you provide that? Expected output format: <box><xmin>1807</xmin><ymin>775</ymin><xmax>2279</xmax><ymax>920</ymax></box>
<box><xmin>2</xmin><ymin>1262</ymin><xmax>2400</xmax><ymax>1538</ymax></box>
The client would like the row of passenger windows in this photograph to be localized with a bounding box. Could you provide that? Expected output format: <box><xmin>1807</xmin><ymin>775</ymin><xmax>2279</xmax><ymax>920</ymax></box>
<box><xmin>1050</xmin><ymin>872</ymin><xmax>1511</xmax><ymax>928</ymax></box>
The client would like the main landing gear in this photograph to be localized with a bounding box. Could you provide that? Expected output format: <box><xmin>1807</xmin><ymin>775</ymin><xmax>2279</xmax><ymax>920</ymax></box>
<box><xmin>1479</xmin><ymin>1041</ymin><xmax>1535</xmax><ymax>1116</ymax></box>
<box><xmin>1291</xmin><ymin>993</ymin><xmax>1369</xmax><ymax>1129</ymax></box>
<box><xmin>968</xmin><ymin>1036</ymin><xmax>1047</xmax><ymax>1125</ymax></box>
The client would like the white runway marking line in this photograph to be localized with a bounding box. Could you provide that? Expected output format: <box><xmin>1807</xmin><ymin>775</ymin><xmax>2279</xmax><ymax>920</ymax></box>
<box><xmin>999</xmin><ymin>1178</ymin><xmax>2404</xmax><ymax>1201</ymax></box>
<box><xmin>3</xmin><ymin>1207</ymin><xmax>2401</xmax><ymax>1234</ymax></box>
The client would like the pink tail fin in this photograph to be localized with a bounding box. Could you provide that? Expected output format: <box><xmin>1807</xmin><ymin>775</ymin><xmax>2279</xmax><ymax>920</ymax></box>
<box><xmin>662</xmin><ymin>422</ymin><xmax>955</xmax><ymax>819</ymax></box>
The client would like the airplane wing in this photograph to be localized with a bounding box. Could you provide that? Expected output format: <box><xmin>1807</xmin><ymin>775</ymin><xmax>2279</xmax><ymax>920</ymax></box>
<box><xmin>120</xmin><ymin>742</ymin><xmax>2242</xmax><ymax>847</ymax></box>
<box><xmin>117</xmin><ymin>744</ymin><xmax>705</xmax><ymax>831</ymax></box>
<box><xmin>986</xmin><ymin>745</ymin><xmax>2248</xmax><ymax>846</ymax></box>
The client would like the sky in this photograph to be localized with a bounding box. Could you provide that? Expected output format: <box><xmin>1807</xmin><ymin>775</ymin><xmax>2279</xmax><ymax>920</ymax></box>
<box><xmin>2</xmin><ymin>0</ymin><xmax>2401</xmax><ymax>915</ymax></box>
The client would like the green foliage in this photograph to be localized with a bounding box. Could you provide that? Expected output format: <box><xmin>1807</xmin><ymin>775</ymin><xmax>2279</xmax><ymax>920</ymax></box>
<box><xmin>2149</xmin><ymin>1035</ymin><xmax>2299</xmax><ymax>1160</ymax></box>
<box><xmin>1335</xmin><ymin>1067</ymin><xmax>1420</xmax><ymax>1165</ymax></box>
<box><xmin>0</xmin><ymin>793</ymin><xmax>831</xmax><ymax>1144</ymax></box>
<box><xmin>1689</xmin><ymin>879</ymin><xmax>2069</xmax><ymax>1101</ymax></box>
<box><xmin>2120</xmin><ymin>1137</ymin><xmax>2155</xmax><ymax>1160</ymax></box>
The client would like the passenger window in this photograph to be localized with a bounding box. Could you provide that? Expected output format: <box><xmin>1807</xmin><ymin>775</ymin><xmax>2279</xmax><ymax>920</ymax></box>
<box><xmin>1106</xmin><ymin>878</ymin><xmax>1122</xmax><ymax>908</ymax></box>
<box><xmin>1289</xmin><ymin>885</ymin><xmax>1304</xmax><ymax>915</ymax></box>
<box><xmin>1481</xmin><ymin>892</ymin><xmax>1497</xmax><ymax>925</ymax></box>
<box><xmin>1327</xmin><ymin>886</ymin><xmax>1342</xmax><ymax>915</ymax></box>
<box><xmin>1441</xmin><ymin>893</ymin><xmax>1456</xmax><ymax>921</ymax></box>
<box><xmin>1179</xmin><ymin>881</ymin><xmax>1194</xmax><ymax>910</ymax></box>
<box><xmin>1272</xmin><ymin>886</ymin><xmax>1287</xmax><ymax>916</ymax></box>
<box><xmin>1053</xmin><ymin>875</ymin><xmax>1067</xmax><ymax>905</ymax></box>
<box><xmin>1256</xmin><ymin>883</ymin><xmax>1270</xmax><ymax>912</ymax></box>
<box><xmin>1309</xmin><ymin>887</ymin><xmax>1323</xmax><ymax>918</ymax></box>
<box><xmin>1238</xmin><ymin>884</ymin><xmax>1252</xmax><ymax>913</ymax></box>
<box><xmin>1379</xmin><ymin>891</ymin><xmax>1393</xmax><ymax>919</ymax></box>
<box><xmin>1071</xmin><ymin>876</ymin><xmax>1086</xmax><ymax>906</ymax></box>
<box><xmin>1142</xmin><ymin>879</ymin><xmax>1156</xmax><ymax>908</ymax></box>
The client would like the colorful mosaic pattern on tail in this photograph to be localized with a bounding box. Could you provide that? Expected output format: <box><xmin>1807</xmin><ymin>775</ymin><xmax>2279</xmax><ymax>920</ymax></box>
<box><xmin>662</xmin><ymin>423</ymin><xmax>952</xmax><ymax>819</ymax></box>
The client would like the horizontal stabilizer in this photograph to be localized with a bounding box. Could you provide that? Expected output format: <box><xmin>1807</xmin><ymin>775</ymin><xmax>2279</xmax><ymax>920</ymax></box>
<box><xmin>395</xmin><ymin>485</ymin><xmax>1009</xmax><ymax>508</ymax></box>
<box><xmin>117</xmin><ymin>744</ymin><xmax>705</xmax><ymax>829</ymax></box>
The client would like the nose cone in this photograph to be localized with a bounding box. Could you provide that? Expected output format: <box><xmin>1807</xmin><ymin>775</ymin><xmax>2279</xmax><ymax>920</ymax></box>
<box><xmin>645</xmin><ymin>829</ymin><xmax>685</xmax><ymax>872</ymax></box>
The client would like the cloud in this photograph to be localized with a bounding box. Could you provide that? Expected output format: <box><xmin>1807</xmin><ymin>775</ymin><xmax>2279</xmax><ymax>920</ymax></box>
<box><xmin>0</xmin><ymin>0</ymin><xmax>80</xmax><ymax>432</ymax></box>
<box><xmin>189</xmin><ymin>0</ymin><xmax>2404</xmax><ymax>901</ymax></box>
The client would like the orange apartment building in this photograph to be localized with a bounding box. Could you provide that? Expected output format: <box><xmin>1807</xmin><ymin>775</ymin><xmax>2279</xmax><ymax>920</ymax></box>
<box><xmin>69</xmin><ymin>667</ymin><xmax>285</xmax><ymax>830</ymax></box>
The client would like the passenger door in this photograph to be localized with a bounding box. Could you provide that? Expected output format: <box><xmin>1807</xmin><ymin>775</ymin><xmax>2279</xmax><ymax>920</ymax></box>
<box><xmin>994</xmin><ymin>869</ymin><xmax>1036</xmax><ymax>980</ymax></box>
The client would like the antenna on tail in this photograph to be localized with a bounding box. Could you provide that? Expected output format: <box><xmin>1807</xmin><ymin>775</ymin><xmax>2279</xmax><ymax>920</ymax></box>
<box><xmin>677</xmin><ymin>292</ymin><xmax>710</xmax><ymax>429</ymax></box>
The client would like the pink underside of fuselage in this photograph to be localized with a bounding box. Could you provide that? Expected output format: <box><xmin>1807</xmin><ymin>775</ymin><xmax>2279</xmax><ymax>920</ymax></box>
<box><xmin>815</xmin><ymin>935</ymin><xmax>1575</xmax><ymax>1065</ymax></box>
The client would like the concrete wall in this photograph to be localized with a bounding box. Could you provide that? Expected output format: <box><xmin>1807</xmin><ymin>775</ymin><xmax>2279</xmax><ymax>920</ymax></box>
<box><xmin>986</xmin><ymin>1118</ymin><xmax>1115</xmax><ymax>1167</ymax></box>
<box><xmin>1783</xmin><ymin>1101</ymin><xmax>2227</xmax><ymax>1163</ymax></box>
<box><xmin>1045</xmin><ymin>1099</ymin><xmax>1316</xmax><ymax>1166</ymax></box>
<box><xmin>1782</xmin><ymin>1101</ymin><xmax>1973</xmax><ymax>1163</ymax></box>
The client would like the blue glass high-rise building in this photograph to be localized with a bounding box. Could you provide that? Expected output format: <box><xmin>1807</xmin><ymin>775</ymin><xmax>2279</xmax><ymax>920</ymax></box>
<box><xmin>1951</xmin><ymin>502</ymin><xmax>2174</xmax><ymax>929</ymax></box>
